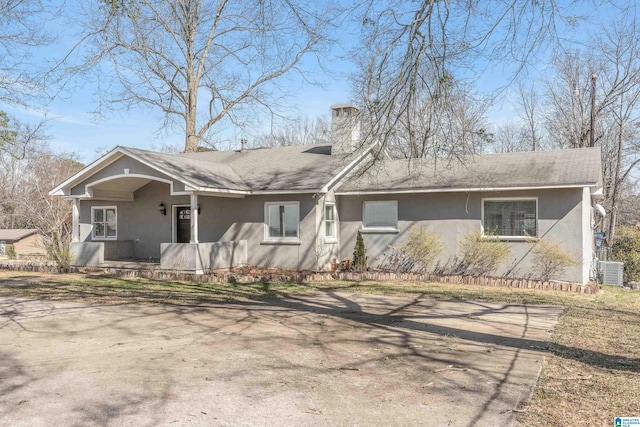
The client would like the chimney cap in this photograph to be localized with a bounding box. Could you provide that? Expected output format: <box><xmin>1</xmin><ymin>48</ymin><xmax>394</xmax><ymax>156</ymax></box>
<box><xmin>240</xmin><ymin>138</ymin><xmax>248</xmax><ymax>152</ymax></box>
<box><xmin>331</xmin><ymin>103</ymin><xmax>358</xmax><ymax>110</ymax></box>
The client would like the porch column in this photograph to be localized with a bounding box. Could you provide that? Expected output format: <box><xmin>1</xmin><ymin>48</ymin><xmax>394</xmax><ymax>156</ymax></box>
<box><xmin>72</xmin><ymin>198</ymin><xmax>80</xmax><ymax>243</ymax></box>
<box><xmin>190</xmin><ymin>193</ymin><xmax>199</xmax><ymax>243</ymax></box>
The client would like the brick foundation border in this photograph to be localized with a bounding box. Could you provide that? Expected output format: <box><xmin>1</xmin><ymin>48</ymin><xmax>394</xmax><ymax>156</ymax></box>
<box><xmin>0</xmin><ymin>261</ymin><xmax>599</xmax><ymax>294</ymax></box>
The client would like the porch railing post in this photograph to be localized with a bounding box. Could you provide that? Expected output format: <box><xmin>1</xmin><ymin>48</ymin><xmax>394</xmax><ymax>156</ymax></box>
<box><xmin>190</xmin><ymin>193</ymin><xmax>199</xmax><ymax>243</ymax></box>
<box><xmin>72</xmin><ymin>198</ymin><xmax>80</xmax><ymax>243</ymax></box>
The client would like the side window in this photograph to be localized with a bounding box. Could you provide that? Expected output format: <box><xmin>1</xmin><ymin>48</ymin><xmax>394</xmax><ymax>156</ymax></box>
<box><xmin>483</xmin><ymin>199</ymin><xmax>537</xmax><ymax>237</ymax></box>
<box><xmin>92</xmin><ymin>206</ymin><xmax>117</xmax><ymax>240</ymax></box>
<box><xmin>363</xmin><ymin>201</ymin><xmax>398</xmax><ymax>230</ymax></box>
<box><xmin>265</xmin><ymin>202</ymin><xmax>300</xmax><ymax>240</ymax></box>
<box><xmin>324</xmin><ymin>202</ymin><xmax>337</xmax><ymax>240</ymax></box>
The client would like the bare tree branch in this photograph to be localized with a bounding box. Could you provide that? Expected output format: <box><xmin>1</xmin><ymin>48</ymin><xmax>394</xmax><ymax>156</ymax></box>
<box><xmin>55</xmin><ymin>0</ymin><xmax>339</xmax><ymax>152</ymax></box>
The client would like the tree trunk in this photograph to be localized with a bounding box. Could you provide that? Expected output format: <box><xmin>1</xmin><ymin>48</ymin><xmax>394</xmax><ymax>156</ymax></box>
<box><xmin>184</xmin><ymin>72</ymin><xmax>198</xmax><ymax>153</ymax></box>
<box><xmin>607</xmin><ymin>118</ymin><xmax>624</xmax><ymax>243</ymax></box>
<box><xmin>184</xmin><ymin>2</ymin><xmax>198</xmax><ymax>154</ymax></box>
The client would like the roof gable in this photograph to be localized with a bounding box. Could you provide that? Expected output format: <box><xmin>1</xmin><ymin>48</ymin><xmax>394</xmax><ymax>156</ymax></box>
<box><xmin>0</xmin><ymin>229</ymin><xmax>39</xmax><ymax>241</ymax></box>
<box><xmin>50</xmin><ymin>144</ymin><xmax>369</xmax><ymax>197</ymax></box>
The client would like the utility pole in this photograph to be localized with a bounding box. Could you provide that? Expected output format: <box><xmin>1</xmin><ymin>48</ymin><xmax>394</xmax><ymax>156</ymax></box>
<box><xmin>590</xmin><ymin>74</ymin><xmax>597</xmax><ymax>147</ymax></box>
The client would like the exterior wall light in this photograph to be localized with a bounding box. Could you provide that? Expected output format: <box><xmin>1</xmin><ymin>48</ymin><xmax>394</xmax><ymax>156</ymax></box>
<box><xmin>159</xmin><ymin>202</ymin><xmax>166</xmax><ymax>216</ymax></box>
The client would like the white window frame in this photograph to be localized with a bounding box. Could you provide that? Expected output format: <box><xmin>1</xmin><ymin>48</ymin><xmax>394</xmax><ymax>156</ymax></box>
<box><xmin>362</xmin><ymin>200</ymin><xmax>398</xmax><ymax>232</ymax></box>
<box><xmin>91</xmin><ymin>206</ymin><xmax>117</xmax><ymax>240</ymax></box>
<box><xmin>324</xmin><ymin>202</ymin><xmax>337</xmax><ymax>243</ymax></box>
<box><xmin>263</xmin><ymin>201</ymin><xmax>301</xmax><ymax>243</ymax></box>
<box><xmin>481</xmin><ymin>197</ymin><xmax>538</xmax><ymax>239</ymax></box>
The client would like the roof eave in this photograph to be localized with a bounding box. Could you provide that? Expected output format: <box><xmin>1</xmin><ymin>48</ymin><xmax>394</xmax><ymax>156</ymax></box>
<box><xmin>335</xmin><ymin>182</ymin><xmax>599</xmax><ymax>195</ymax></box>
<box><xmin>49</xmin><ymin>146</ymin><xmax>206</xmax><ymax>197</ymax></box>
<box><xmin>49</xmin><ymin>147</ymin><xmax>125</xmax><ymax>196</ymax></box>
<box><xmin>320</xmin><ymin>143</ymin><xmax>379</xmax><ymax>194</ymax></box>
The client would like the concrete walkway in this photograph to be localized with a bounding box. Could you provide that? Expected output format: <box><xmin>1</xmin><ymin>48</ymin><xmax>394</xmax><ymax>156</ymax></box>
<box><xmin>0</xmin><ymin>293</ymin><xmax>563</xmax><ymax>426</ymax></box>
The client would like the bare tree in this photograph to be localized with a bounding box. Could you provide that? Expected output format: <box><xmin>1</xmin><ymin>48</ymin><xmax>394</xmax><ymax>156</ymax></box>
<box><xmin>0</xmin><ymin>113</ymin><xmax>82</xmax><ymax>265</ymax></box>
<box><xmin>542</xmin><ymin>16</ymin><xmax>640</xmax><ymax>242</ymax></box>
<box><xmin>63</xmin><ymin>0</ymin><xmax>338</xmax><ymax>152</ymax></box>
<box><xmin>21</xmin><ymin>150</ymin><xmax>83</xmax><ymax>267</ymax></box>
<box><xmin>543</xmin><ymin>51</ymin><xmax>600</xmax><ymax>149</ymax></box>
<box><xmin>491</xmin><ymin>120</ymin><xmax>528</xmax><ymax>153</ymax></box>
<box><xmin>0</xmin><ymin>0</ymin><xmax>58</xmax><ymax>104</ymax></box>
<box><xmin>349</xmin><ymin>0</ymin><xmax>620</xmax><ymax>157</ymax></box>
<box><xmin>517</xmin><ymin>84</ymin><xmax>543</xmax><ymax>151</ymax></box>
<box><xmin>617</xmin><ymin>181</ymin><xmax>640</xmax><ymax>226</ymax></box>
<box><xmin>251</xmin><ymin>115</ymin><xmax>330</xmax><ymax>148</ymax></box>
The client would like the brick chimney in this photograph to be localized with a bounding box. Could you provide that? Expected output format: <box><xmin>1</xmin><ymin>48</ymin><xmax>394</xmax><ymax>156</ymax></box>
<box><xmin>331</xmin><ymin>104</ymin><xmax>360</xmax><ymax>155</ymax></box>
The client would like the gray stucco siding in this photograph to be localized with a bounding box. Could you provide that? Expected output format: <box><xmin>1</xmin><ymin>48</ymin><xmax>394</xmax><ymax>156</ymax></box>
<box><xmin>79</xmin><ymin>181</ymin><xmax>187</xmax><ymax>259</ymax></box>
<box><xmin>78</xmin><ymin>180</ymin><xmax>323</xmax><ymax>269</ymax></box>
<box><xmin>208</xmin><ymin>194</ymin><xmax>320</xmax><ymax>270</ymax></box>
<box><xmin>337</xmin><ymin>188</ymin><xmax>586</xmax><ymax>283</ymax></box>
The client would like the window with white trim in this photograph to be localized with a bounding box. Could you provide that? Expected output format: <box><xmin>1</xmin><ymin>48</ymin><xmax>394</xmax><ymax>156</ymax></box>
<box><xmin>92</xmin><ymin>206</ymin><xmax>117</xmax><ymax>240</ymax></box>
<box><xmin>324</xmin><ymin>202</ymin><xmax>337</xmax><ymax>240</ymax></box>
<box><xmin>363</xmin><ymin>201</ymin><xmax>398</xmax><ymax>230</ymax></box>
<box><xmin>483</xmin><ymin>199</ymin><xmax>537</xmax><ymax>237</ymax></box>
<box><xmin>265</xmin><ymin>202</ymin><xmax>299</xmax><ymax>240</ymax></box>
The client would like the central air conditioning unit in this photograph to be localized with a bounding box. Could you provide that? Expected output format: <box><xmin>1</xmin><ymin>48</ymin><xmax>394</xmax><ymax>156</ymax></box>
<box><xmin>598</xmin><ymin>261</ymin><xmax>624</xmax><ymax>286</ymax></box>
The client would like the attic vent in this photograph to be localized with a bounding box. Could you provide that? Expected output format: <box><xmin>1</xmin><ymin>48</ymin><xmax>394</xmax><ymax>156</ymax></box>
<box><xmin>599</xmin><ymin>261</ymin><xmax>623</xmax><ymax>286</ymax></box>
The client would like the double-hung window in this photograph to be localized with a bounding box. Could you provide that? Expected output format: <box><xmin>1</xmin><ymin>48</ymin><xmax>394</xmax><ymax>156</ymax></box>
<box><xmin>362</xmin><ymin>201</ymin><xmax>398</xmax><ymax>231</ymax></box>
<box><xmin>92</xmin><ymin>206</ymin><xmax>117</xmax><ymax>240</ymax></box>
<box><xmin>324</xmin><ymin>202</ymin><xmax>337</xmax><ymax>241</ymax></box>
<box><xmin>265</xmin><ymin>202</ymin><xmax>299</xmax><ymax>241</ymax></box>
<box><xmin>483</xmin><ymin>199</ymin><xmax>537</xmax><ymax>238</ymax></box>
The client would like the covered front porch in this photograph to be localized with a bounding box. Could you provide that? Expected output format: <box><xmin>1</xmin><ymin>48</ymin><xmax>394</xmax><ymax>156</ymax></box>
<box><xmin>68</xmin><ymin>172</ymin><xmax>249</xmax><ymax>274</ymax></box>
<box><xmin>69</xmin><ymin>240</ymin><xmax>248</xmax><ymax>274</ymax></box>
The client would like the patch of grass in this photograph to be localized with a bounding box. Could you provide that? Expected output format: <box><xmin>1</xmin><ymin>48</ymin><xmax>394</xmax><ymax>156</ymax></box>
<box><xmin>1</xmin><ymin>270</ymin><xmax>638</xmax><ymax>425</ymax></box>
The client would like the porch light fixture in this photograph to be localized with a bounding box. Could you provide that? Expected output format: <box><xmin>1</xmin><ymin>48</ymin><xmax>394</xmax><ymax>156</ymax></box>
<box><xmin>158</xmin><ymin>202</ymin><xmax>166</xmax><ymax>216</ymax></box>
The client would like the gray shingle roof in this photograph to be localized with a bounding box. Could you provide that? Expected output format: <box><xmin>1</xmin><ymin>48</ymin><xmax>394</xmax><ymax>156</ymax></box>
<box><xmin>0</xmin><ymin>229</ymin><xmax>39</xmax><ymax>241</ymax></box>
<box><xmin>125</xmin><ymin>144</ymin><xmax>351</xmax><ymax>191</ymax></box>
<box><xmin>123</xmin><ymin>147</ymin><xmax>248</xmax><ymax>191</ymax></box>
<box><xmin>336</xmin><ymin>147</ymin><xmax>602</xmax><ymax>193</ymax></box>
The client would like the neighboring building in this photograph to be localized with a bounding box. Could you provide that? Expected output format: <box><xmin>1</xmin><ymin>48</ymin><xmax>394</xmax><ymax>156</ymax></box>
<box><xmin>49</xmin><ymin>105</ymin><xmax>603</xmax><ymax>284</ymax></box>
<box><xmin>0</xmin><ymin>229</ymin><xmax>47</xmax><ymax>259</ymax></box>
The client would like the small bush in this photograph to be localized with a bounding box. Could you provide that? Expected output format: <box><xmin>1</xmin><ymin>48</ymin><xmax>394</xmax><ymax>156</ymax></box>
<box><xmin>43</xmin><ymin>232</ymin><xmax>72</xmax><ymax>271</ymax></box>
<box><xmin>458</xmin><ymin>230</ymin><xmax>510</xmax><ymax>276</ymax></box>
<box><xmin>529</xmin><ymin>239</ymin><xmax>578</xmax><ymax>281</ymax></box>
<box><xmin>377</xmin><ymin>245</ymin><xmax>414</xmax><ymax>273</ymax></box>
<box><xmin>352</xmin><ymin>230</ymin><xmax>367</xmax><ymax>272</ymax></box>
<box><xmin>401</xmin><ymin>226</ymin><xmax>444</xmax><ymax>271</ymax></box>
<box><xmin>6</xmin><ymin>244</ymin><xmax>16</xmax><ymax>260</ymax></box>
<box><xmin>610</xmin><ymin>226</ymin><xmax>640</xmax><ymax>283</ymax></box>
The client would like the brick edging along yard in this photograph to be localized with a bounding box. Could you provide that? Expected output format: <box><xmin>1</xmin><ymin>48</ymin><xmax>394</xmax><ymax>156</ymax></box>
<box><xmin>0</xmin><ymin>260</ymin><xmax>599</xmax><ymax>294</ymax></box>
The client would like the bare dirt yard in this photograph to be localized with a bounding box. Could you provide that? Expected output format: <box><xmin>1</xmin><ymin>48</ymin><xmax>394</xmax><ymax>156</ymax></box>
<box><xmin>0</xmin><ymin>273</ymin><xmax>565</xmax><ymax>427</ymax></box>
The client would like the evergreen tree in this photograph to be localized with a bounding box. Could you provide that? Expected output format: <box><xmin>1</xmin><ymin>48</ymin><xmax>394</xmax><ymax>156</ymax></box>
<box><xmin>353</xmin><ymin>231</ymin><xmax>367</xmax><ymax>272</ymax></box>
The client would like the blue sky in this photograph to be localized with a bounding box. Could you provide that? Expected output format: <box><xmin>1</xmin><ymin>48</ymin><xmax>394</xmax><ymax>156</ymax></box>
<box><xmin>2</xmin><ymin>1</ymin><xmax>624</xmax><ymax>164</ymax></box>
<box><xmin>6</xmin><ymin>47</ymin><xmax>356</xmax><ymax>164</ymax></box>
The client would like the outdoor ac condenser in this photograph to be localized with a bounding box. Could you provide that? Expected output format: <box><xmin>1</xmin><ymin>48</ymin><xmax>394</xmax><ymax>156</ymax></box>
<box><xmin>599</xmin><ymin>261</ymin><xmax>624</xmax><ymax>286</ymax></box>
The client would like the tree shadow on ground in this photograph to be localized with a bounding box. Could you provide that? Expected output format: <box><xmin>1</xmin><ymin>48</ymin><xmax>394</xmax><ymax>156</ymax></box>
<box><xmin>1</xmin><ymin>282</ymin><xmax>635</xmax><ymax>427</ymax></box>
<box><xmin>3</xmin><ymin>273</ymin><xmax>639</xmax><ymax>375</ymax></box>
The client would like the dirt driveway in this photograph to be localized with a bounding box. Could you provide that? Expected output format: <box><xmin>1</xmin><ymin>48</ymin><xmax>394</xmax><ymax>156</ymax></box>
<box><xmin>0</xmin><ymin>292</ymin><xmax>562</xmax><ymax>426</ymax></box>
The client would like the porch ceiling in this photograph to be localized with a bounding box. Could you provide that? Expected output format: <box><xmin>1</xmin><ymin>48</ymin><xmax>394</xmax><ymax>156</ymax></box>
<box><xmin>88</xmin><ymin>176</ymin><xmax>157</xmax><ymax>201</ymax></box>
<box><xmin>91</xmin><ymin>177</ymin><xmax>153</xmax><ymax>193</ymax></box>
